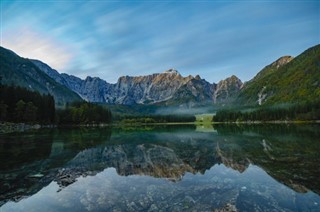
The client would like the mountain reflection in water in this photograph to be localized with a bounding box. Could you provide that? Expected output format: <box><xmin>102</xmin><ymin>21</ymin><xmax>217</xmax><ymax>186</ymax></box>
<box><xmin>0</xmin><ymin>124</ymin><xmax>319</xmax><ymax>211</ymax></box>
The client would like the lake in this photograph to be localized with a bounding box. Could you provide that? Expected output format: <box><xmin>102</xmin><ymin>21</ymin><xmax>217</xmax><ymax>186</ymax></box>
<box><xmin>0</xmin><ymin>124</ymin><xmax>319</xmax><ymax>211</ymax></box>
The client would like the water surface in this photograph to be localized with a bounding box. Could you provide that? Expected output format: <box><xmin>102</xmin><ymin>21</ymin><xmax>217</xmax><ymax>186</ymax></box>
<box><xmin>0</xmin><ymin>124</ymin><xmax>319</xmax><ymax>211</ymax></box>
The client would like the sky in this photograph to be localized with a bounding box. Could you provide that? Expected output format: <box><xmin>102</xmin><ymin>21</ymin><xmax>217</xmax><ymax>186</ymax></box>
<box><xmin>1</xmin><ymin>1</ymin><xmax>319</xmax><ymax>83</ymax></box>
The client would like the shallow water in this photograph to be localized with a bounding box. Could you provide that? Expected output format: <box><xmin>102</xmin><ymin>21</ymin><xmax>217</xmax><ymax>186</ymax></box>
<box><xmin>0</xmin><ymin>124</ymin><xmax>319</xmax><ymax>211</ymax></box>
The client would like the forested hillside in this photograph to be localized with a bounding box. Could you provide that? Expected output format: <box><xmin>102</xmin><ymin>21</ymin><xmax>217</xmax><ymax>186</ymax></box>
<box><xmin>0</xmin><ymin>84</ymin><xmax>55</xmax><ymax>123</ymax></box>
<box><xmin>236</xmin><ymin>45</ymin><xmax>320</xmax><ymax>105</ymax></box>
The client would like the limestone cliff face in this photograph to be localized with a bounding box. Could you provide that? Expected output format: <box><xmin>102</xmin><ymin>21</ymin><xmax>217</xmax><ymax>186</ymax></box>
<box><xmin>73</xmin><ymin>76</ymin><xmax>111</xmax><ymax>102</ymax></box>
<box><xmin>32</xmin><ymin>60</ymin><xmax>240</xmax><ymax>106</ymax></box>
<box><xmin>104</xmin><ymin>69</ymin><xmax>216</xmax><ymax>105</ymax></box>
<box><xmin>104</xmin><ymin>69</ymin><xmax>196</xmax><ymax>104</ymax></box>
<box><xmin>214</xmin><ymin>75</ymin><xmax>243</xmax><ymax>104</ymax></box>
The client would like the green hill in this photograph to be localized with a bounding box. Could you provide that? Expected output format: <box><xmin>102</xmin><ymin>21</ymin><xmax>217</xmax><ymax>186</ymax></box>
<box><xmin>236</xmin><ymin>44</ymin><xmax>320</xmax><ymax>106</ymax></box>
<box><xmin>0</xmin><ymin>46</ymin><xmax>82</xmax><ymax>106</ymax></box>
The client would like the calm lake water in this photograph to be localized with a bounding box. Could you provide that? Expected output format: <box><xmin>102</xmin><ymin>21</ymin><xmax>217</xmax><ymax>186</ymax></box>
<box><xmin>0</xmin><ymin>124</ymin><xmax>319</xmax><ymax>211</ymax></box>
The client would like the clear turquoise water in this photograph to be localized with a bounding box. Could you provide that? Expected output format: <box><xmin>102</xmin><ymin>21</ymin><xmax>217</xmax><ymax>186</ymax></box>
<box><xmin>1</xmin><ymin>124</ymin><xmax>319</xmax><ymax>211</ymax></box>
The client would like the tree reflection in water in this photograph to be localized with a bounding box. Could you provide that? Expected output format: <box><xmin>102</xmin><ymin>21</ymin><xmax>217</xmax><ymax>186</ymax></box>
<box><xmin>0</xmin><ymin>124</ymin><xmax>319</xmax><ymax>211</ymax></box>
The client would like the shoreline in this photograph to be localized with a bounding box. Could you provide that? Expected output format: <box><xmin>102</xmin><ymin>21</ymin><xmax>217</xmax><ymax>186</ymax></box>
<box><xmin>0</xmin><ymin>122</ymin><xmax>56</xmax><ymax>134</ymax></box>
<box><xmin>1</xmin><ymin>120</ymin><xmax>319</xmax><ymax>134</ymax></box>
<box><xmin>211</xmin><ymin>120</ymin><xmax>320</xmax><ymax>124</ymax></box>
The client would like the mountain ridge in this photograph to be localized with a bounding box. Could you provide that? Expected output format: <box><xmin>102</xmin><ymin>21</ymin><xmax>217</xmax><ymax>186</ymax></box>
<box><xmin>236</xmin><ymin>44</ymin><xmax>320</xmax><ymax>105</ymax></box>
<box><xmin>0</xmin><ymin>47</ymin><xmax>82</xmax><ymax>106</ymax></box>
<box><xmin>2</xmin><ymin>44</ymin><xmax>318</xmax><ymax>107</ymax></box>
<box><xmin>31</xmin><ymin>61</ymin><xmax>243</xmax><ymax>106</ymax></box>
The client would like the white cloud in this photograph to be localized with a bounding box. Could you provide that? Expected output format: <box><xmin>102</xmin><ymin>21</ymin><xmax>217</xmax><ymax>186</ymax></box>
<box><xmin>2</xmin><ymin>26</ymin><xmax>73</xmax><ymax>71</ymax></box>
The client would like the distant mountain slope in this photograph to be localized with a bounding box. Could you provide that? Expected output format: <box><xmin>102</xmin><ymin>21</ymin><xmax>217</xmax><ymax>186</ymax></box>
<box><xmin>32</xmin><ymin>60</ymin><xmax>242</xmax><ymax>106</ymax></box>
<box><xmin>31</xmin><ymin>59</ymin><xmax>112</xmax><ymax>102</ymax></box>
<box><xmin>236</xmin><ymin>44</ymin><xmax>320</xmax><ymax>105</ymax></box>
<box><xmin>0</xmin><ymin>46</ymin><xmax>82</xmax><ymax>106</ymax></box>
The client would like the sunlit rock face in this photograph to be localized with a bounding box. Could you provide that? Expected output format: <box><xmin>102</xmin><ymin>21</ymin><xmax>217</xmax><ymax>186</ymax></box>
<box><xmin>32</xmin><ymin>61</ymin><xmax>241</xmax><ymax>106</ymax></box>
<box><xmin>104</xmin><ymin>69</ymin><xmax>195</xmax><ymax>104</ymax></box>
<box><xmin>268</xmin><ymin>56</ymin><xmax>294</xmax><ymax>69</ymax></box>
<box><xmin>105</xmin><ymin>69</ymin><xmax>218</xmax><ymax>106</ymax></box>
<box><xmin>214</xmin><ymin>75</ymin><xmax>243</xmax><ymax>104</ymax></box>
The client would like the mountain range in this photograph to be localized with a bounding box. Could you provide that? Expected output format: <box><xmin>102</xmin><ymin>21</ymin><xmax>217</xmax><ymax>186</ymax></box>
<box><xmin>31</xmin><ymin>60</ymin><xmax>242</xmax><ymax>106</ymax></box>
<box><xmin>1</xmin><ymin>44</ymin><xmax>319</xmax><ymax>107</ymax></box>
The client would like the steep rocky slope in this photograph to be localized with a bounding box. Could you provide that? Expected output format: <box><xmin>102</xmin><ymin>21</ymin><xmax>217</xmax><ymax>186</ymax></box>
<box><xmin>0</xmin><ymin>47</ymin><xmax>82</xmax><ymax>106</ymax></box>
<box><xmin>32</xmin><ymin>59</ymin><xmax>242</xmax><ymax>106</ymax></box>
<box><xmin>214</xmin><ymin>75</ymin><xmax>243</xmax><ymax>104</ymax></box>
<box><xmin>31</xmin><ymin>59</ymin><xmax>112</xmax><ymax>102</ymax></box>
<box><xmin>104</xmin><ymin>69</ymin><xmax>216</xmax><ymax>105</ymax></box>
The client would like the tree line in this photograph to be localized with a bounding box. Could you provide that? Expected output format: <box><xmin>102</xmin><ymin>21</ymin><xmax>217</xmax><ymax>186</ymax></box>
<box><xmin>56</xmin><ymin>102</ymin><xmax>112</xmax><ymax>125</ymax></box>
<box><xmin>0</xmin><ymin>85</ymin><xmax>55</xmax><ymax>123</ymax></box>
<box><xmin>213</xmin><ymin>101</ymin><xmax>320</xmax><ymax>122</ymax></box>
<box><xmin>0</xmin><ymin>84</ymin><xmax>195</xmax><ymax>125</ymax></box>
<box><xmin>117</xmin><ymin>114</ymin><xmax>196</xmax><ymax>124</ymax></box>
<box><xmin>0</xmin><ymin>84</ymin><xmax>112</xmax><ymax>125</ymax></box>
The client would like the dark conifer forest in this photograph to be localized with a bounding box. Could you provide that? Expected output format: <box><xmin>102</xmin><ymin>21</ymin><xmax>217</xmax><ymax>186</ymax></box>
<box><xmin>0</xmin><ymin>83</ymin><xmax>112</xmax><ymax>125</ymax></box>
<box><xmin>0</xmin><ymin>84</ymin><xmax>55</xmax><ymax>123</ymax></box>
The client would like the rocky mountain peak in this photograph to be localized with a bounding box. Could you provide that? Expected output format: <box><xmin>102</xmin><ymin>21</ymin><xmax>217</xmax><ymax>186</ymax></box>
<box><xmin>218</xmin><ymin>75</ymin><xmax>242</xmax><ymax>87</ymax></box>
<box><xmin>195</xmin><ymin>75</ymin><xmax>201</xmax><ymax>80</ymax></box>
<box><xmin>252</xmin><ymin>55</ymin><xmax>295</xmax><ymax>82</ymax></box>
<box><xmin>164</xmin><ymin>68</ymin><xmax>180</xmax><ymax>75</ymax></box>
<box><xmin>229</xmin><ymin>75</ymin><xmax>239</xmax><ymax>81</ymax></box>
<box><xmin>214</xmin><ymin>75</ymin><xmax>243</xmax><ymax>104</ymax></box>
<box><xmin>270</xmin><ymin>56</ymin><xmax>294</xmax><ymax>69</ymax></box>
<box><xmin>31</xmin><ymin>57</ymin><xmax>241</xmax><ymax>106</ymax></box>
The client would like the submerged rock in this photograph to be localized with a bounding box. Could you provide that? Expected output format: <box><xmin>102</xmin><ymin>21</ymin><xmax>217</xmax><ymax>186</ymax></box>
<box><xmin>214</xmin><ymin>203</ymin><xmax>238</xmax><ymax>212</ymax></box>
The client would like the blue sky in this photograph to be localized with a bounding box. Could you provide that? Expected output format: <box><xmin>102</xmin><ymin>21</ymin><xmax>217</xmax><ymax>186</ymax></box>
<box><xmin>1</xmin><ymin>1</ymin><xmax>319</xmax><ymax>83</ymax></box>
